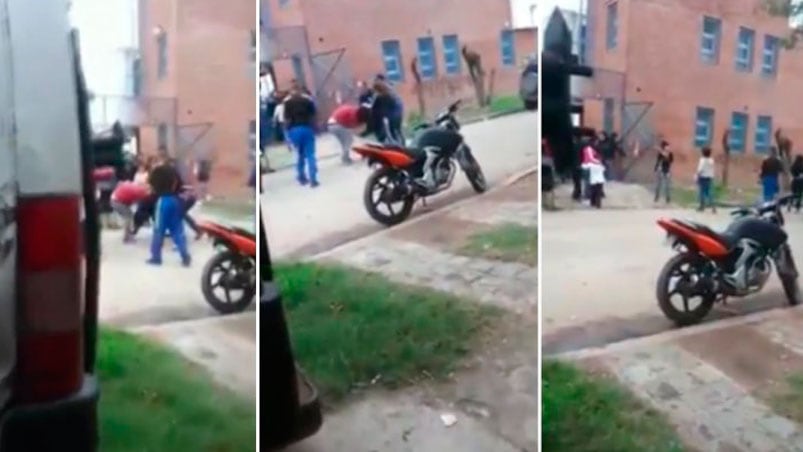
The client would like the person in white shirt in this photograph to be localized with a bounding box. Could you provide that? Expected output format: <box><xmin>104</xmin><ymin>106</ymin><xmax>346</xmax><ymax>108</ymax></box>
<box><xmin>696</xmin><ymin>146</ymin><xmax>716</xmax><ymax>212</ymax></box>
<box><xmin>582</xmin><ymin>154</ymin><xmax>606</xmax><ymax>208</ymax></box>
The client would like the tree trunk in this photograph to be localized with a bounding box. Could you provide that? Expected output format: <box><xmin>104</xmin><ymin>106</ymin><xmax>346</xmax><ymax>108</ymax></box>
<box><xmin>410</xmin><ymin>57</ymin><xmax>426</xmax><ymax>117</ymax></box>
<box><xmin>721</xmin><ymin>130</ymin><xmax>730</xmax><ymax>188</ymax></box>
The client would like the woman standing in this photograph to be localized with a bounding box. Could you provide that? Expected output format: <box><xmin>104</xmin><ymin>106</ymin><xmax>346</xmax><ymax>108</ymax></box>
<box><xmin>284</xmin><ymin>86</ymin><xmax>319</xmax><ymax>187</ymax></box>
<box><xmin>696</xmin><ymin>147</ymin><xmax>716</xmax><ymax>212</ymax></box>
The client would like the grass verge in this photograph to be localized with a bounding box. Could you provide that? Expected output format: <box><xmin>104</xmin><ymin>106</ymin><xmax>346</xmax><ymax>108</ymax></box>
<box><xmin>98</xmin><ymin>328</ymin><xmax>256</xmax><ymax>452</ymax></box>
<box><xmin>769</xmin><ymin>373</ymin><xmax>803</xmax><ymax>423</ymax></box>
<box><xmin>458</xmin><ymin>223</ymin><xmax>537</xmax><ymax>266</ymax></box>
<box><xmin>275</xmin><ymin>262</ymin><xmax>500</xmax><ymax>402</ymax></box>
<box><xmin>672</xmin><ymin>183</ymin><xmax>760</xmax><ymax>207</ymax></box>
<box><xmin>543</xmin><ymin>360</ymin><xmax>685</xmax><ymax>452</ymax></box>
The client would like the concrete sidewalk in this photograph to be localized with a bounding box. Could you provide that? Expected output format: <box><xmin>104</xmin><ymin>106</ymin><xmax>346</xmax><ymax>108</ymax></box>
<box><xmin>561</xmin><ymin>306</ymin><xmax>803</xmax><ymax>451</ymax></box>
<box><xmin>290</xmin><ymin>173</ymin><xmax>538</xmax><ymax>451</ymax></box>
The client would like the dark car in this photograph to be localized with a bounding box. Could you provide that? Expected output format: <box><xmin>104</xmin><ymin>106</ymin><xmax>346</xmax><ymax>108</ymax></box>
<box><xmin>520</xmin><ymin>61</ymin><xmax>538</xmax><ymax>110</ymax></box>
<box><xmin>261</xmin><ymin>214</ymin><xmax>323</xmax><ymax>450</ymax></box>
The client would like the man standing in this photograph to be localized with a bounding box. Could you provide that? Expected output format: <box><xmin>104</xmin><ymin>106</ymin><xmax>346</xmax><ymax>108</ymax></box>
<box><xmin>147</xmin><ymin>158</ymin><xmax>191</xmax><ymax>266</ymax></box>
<box><xmin>375</xmin><ymin>74</ymin><xmax>404</xmax><ymax>142</ymax></box>
<box><xmin>284</xmin><ymin>86</ymin><xmax>319</xmax><ymax>187</ymax></box>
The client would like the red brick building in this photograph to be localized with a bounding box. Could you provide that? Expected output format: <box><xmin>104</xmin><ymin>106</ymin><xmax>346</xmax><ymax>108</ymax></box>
<box><xmin>581</xmin><ymin>0</ymin><xmax>800</xmax><ymax>180</ymax></box>
<box><xmin>139</xmin><ymin>0</ymin><xmax>256</xmax><ymax>198</ymax></box>
<box><xmin>261</xmin><ymin>0</ymin><xmax>537</xmax><ymax>120</ymax></box>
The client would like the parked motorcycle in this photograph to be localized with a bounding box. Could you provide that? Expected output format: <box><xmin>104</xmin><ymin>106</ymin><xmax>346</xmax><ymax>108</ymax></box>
<box><xmin>352</xmin><ymin>99</ymin><xmax>487</xmax><ymax>226</ymax></box>
<box><xmin>198</xmin><ymin>221</ymin><xmax>256</xmax><ymax>314</ymax></box>
<box><xmin>655</xmin><ymin>194</ymin><xmax>801</xmax><ymax>326</ymax></box>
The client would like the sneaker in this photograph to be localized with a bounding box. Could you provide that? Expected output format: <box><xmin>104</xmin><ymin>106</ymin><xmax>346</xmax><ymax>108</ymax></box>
<box><xmin>298</xmin><ymin>178</ymin><xmax>309</xmax><ymax>186</ymax></box>
<box><xmin>182</xmin><ymin>256</ymin><xmax>192</xmax><ymax>267</ymax></box>
<box><xmin>146</xmin><ymin>258</ymin><xmax>162</xmax><ymax>266</ymax></box>
<box><xmin>310</xmin><ymin>181</ymin><xmax>320</xmax><ymax>188</ymax></box>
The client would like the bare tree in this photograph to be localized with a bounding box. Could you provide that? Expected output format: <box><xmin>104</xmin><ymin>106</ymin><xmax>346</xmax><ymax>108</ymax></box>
<box><xmin>462</xmin><ymin>45</ymin><xmax>488</xmax><ymax>107</ymax></box>
<box><xmin>764</xmin><ymin>0</ymin><xmax>803</xmax><ymax>47</ymax></box>
<box><xmin>410</xmin><ymin>57</ymin><xmax>426</xmax><ymax>117</ymax></box>
<box><xmin>721</xmin><ymin>129</ymin><xmax>730</xmax><ymax>187</ymax></box>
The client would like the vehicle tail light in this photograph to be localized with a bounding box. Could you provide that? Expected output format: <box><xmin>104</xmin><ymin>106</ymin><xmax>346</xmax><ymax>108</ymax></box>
<box><xmin>14</xmin><ymin>195</ymin><xmax>83</xmax><ymax>403</ymax></box>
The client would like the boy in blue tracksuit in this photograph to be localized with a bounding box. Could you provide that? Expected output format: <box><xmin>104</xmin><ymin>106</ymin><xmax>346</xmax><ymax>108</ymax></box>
<box><xmin>146</xmin><ymin>159</ymin><xmax>191</xmax><ymax>266</ymax></box>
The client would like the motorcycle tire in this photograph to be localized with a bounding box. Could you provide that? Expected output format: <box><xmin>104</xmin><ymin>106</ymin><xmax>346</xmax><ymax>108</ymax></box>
<box><xmin>778</xmin><ymin>244</ymin><xmax>801</xmax><ymax>306</ymax></box>
<box><xmin>656</xmin><ymin>252</ymin><xmax>716</xmax><ymax>327</ymax></box>
<box><xmin>463</xmin><ymin>153</ymin><xmax>487</xmax><ymax>193</ymax></box>
<box><xmin>363</xmin><ymin>166</ymin><xmax>415</xmax><ymax>226</ymax></box>
<box><xmin>201</xmin><ymin>250</ymin><xmax>255</xmax><ymax>315</ymax></box>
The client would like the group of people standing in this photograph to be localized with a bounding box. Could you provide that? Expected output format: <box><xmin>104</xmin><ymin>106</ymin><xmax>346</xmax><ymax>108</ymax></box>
<box><xmin>568</xmin><ymin>131</ymin><xmax>624</xmax><ymax>209</ymax></box>
<box><xmin>258</xmin><ymin>66</ymin><xmax>406</xmax><ymax>188</ymax></box>
<box><xmin>99</xmin><ymin>154</ymin><xmax>205</xmax><ymax>266</ymax></box>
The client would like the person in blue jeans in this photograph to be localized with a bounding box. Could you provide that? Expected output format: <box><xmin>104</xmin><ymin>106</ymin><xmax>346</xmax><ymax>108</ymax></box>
<box><xmin>283</xmin><ymin>87</ymin><xmax>319</xmax><ymax>186</ymax></box>
<box><xmin>696</xmin><ymin>146</ymin><xmax>716</xmax><ymax>213</ymax></box>
<box><xmin>146</xmin><ymin>160</ymin><xmax>191</xmax><ymax>266</ymax></box>
<box><xmin>760</xmin><ymin>149</ymin><xmax>783</xmax><ymax>203</ymax></box>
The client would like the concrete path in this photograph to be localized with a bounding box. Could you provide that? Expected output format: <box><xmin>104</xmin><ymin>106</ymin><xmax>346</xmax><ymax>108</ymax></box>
<box><xmin>562</xmin><ymin>307</ymin><xmax>803</xmax><ymax>451</ymax></box>
<box><xmin>541</xmin><ymin>203</ymin><xmax>803</xmax><ymax>354</ymax></box>
<box><xmin>288</xmin><ymin>175</ymin><xmax>538</xmax><ymax>451</ymax></box>
<box><xmin>261</xmin><ymin>112</ymin><xmax>538</xmax><ymax>259</ymax></box>
<box><xmin>99</xmin><ymin>204</ymin><xmax>257</xmax><ymax>399</ymax></box>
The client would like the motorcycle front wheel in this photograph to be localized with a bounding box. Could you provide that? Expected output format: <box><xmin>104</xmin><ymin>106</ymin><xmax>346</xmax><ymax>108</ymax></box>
<box><xmin>363</xmin><ymin>166</ymin><xmax>415</xmax><ymax>226</ymax></box>
<box><xmin>201</xmin><ymin>250</ymin><xmax>256</xmax><ymax>314</ymax></box>
<box><xmin>777</xmin><ymin>244</ymin><xmax>801</xmax><ymax>306</ymax></box>
<box><xmin>656</xmin><ymin>252</ymin><xmax>716</xmax><ymax>327</ymax></box>
<box><xmin>462</xmin><ymin>152</ymin><xmax>487</xmax><ymax>193</ymax></box>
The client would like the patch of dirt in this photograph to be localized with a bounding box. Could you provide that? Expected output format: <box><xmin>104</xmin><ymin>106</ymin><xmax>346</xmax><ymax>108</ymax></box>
<box><xmin>388</xmin><ymin>210</ymin><xmax>494</xmax><ymax>249</ymax></box>
<box><xmin>484</xmin><ymin>173</ymin><xmax>538</xmax><ymax>203</ymax></box>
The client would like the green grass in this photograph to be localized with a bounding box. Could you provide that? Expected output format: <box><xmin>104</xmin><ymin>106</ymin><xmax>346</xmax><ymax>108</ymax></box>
<box><xmin>487</xmin><ymin>95</ymin><xmax>525</xmax><ymax>115</ymax></box>
<box><xmin>275</xmin><ymin>262</ymin><xmax>500</xmax><ymax>402</ymax></box>
<box><xmin>98</xmin><ymin>328</ymin><xmax>256</xmax><ymax>452</ymax></box>
<box><xmin>458</xmin><ymin>223</ymin><xmax>537</xmax><ymax>266</ymax></box>
<box><xmin>672</xmin><ymin>183</ymin><xmax>760</xmax><ymax>207</ymax></box>
<box><xmin>769</xmin><ymin>373</ymin><xmax>803</xmax><ymax>423</ymax></box>
<box><xmin>543</xmin><ymin>361</ymin><xmax>685</xmax><ymax>452</ymax></box>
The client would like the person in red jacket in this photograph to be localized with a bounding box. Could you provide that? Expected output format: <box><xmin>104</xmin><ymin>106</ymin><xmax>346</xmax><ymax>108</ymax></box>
<box><xmin>327</xmin><ymin>103</ymin><xmax>370</xmax><ymax>164</ymax></box>
<box><xmin>111</xmin><ymin>181</ymin><xmax>151</xmax><ymax>243</ymax></box>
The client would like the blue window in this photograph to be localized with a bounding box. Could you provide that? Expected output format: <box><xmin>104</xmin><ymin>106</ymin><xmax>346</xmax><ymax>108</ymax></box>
<box><xmin>417</xmin><ymin>37</ymin><xmax>437</xmax><ymax>79</ymax></box>
<box><xmin>762</xmin><ymin>35</ymin><xmax>780</xmax><ymax>77</ymax></box>
<box><xmin>729</xmin><ymin>112</ymin><xmax>749</xmax><ymax>153</ymax></box>
<box><xmin>579</xmin><ymin>21</ymin><xmax>588</xmax><ymax>63</ymax></box>
<box><xmin>500</xmin><ymin>30</ymin><xmax>515</xmax><ymax>66</ymax></box>
<box><xmin>603</xmin><ymin>98</ymin><xmax>615</xmax><ymax>133</ymax></box>
<box><xmin>756</xmin><ymin>115</ymin><xmax>773</xmax><ymax>153</ymax></box>
<box><xmin>700</xmin><ymin>16</ymin><xmax>721</xmax><ymax>64</ymax></box>
<box><xmin>606</xmin><ymin>2</ymin><xmax>618</xmax><ymax>50</ymax></box>
<box><xmin>442</xmin><ymin>34</ymin><xmax>461</xmax><ymax>75</ymax></box>
<box><xmin>381</xmin><ymin>40</ymin><xmax>404</xmax><ymax>82</ymax></box>
<box><xmin>735</xmin><ymin>27</ymin><xmax>755</xmax><ymax>72</ymax></box>
<box><xmin>694</xmin><ymin>107</ymin><xmax>715</xmax><ymax>148</ymax></box>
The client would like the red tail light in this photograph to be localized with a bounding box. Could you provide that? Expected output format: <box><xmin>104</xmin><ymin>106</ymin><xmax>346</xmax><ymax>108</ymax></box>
<box><xmin>14</xmin><ymin>196</ymin><xmax>83</xmax><ymax>403</ymax></box>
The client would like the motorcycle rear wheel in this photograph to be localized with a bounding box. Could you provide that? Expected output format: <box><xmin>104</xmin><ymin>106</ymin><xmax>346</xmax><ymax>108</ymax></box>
<box><xmin>656</xmin><ymin>253</ymin><xmax>716</xmax><ymax>327</ymax></box>
<box><xmin>363</xmin><ymin>166</ymin><xmax>415</xmax><ymax>226</ymax></box>
<box><xmin>201</xmin><ymin>250</ymin><xmax>256</xmax><ymax>314</ymax></box>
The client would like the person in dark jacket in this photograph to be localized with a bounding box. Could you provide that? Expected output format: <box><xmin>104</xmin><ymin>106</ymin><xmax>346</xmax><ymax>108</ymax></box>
<box><xmin>357</xmin><ymin>80</ymin><xmax>374</xmax><ymax>106</ymax></box>
<box><xmin>283</xmin><ymin>87</ymin><xmax>319</xmax><ymax>186</ymax></box>
<box><xmin>370</xmin><ymin>81</ymin><xmax>401</xmax><ymax>144</ymax></box>
<box><xmin>791</xmin><ymin>154</ymin><xmax>803</xmax><ymax>212</ymax></box>
<box><xmin>146</xmin><ymin>157</ymin><xmax>191</xmax><ymax>266</ymax></box>
<box><xmin>375</xmin><ymin>75</ymin><xmax>404</xmax><ymax>142</ymax></box>
<box><xmin>760</xmin><ymin>148</ymin><xmax>784</xmax><ymax>203</ymax></box>
<box><xmin>654</xmin><ymin>140</ymin><xmax>673</xmax><ymax>204</ymax></box>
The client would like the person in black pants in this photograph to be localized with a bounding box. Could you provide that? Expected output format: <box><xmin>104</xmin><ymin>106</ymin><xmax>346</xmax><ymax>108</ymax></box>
<box><xmin>791</xmin><ymin>155</ymin><xmax>803</xmax><ymax>212</ymax></box>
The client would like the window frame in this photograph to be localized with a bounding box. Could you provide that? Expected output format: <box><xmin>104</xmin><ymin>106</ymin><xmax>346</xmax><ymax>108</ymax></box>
<box><xmin>735</xmin><ymin>26</ymin><xmax>755</xmax><ymax>72</ymax></box>
<box><xmin>500</xmin><ymin>29</ymin><xmax>515</xmax><ymax>67</ymax></box>
<box><xmin>761</xmin><ymin>34</ymin><xmax>780</xmax><ymax>77</ymax></box>
<box><xmin>442</xmin><ymin>34</ymin><xmax>461</xmax><ymax>75</ymax></box>
<box><xmin>416</xmin><ymin>36</ymin><xmax>438</xmax><ymax>80</ymax></box>
<box><xmin>755</xmin><ymin>115</ymin><xmax>773</xmax><ymax>154</ymax></box>
<box><xmin>700</xmin><ymin>16</ymin><xmax>722</xmax><ymax>65</ymax></box>
<box><xmin>157</xmin><ymin>31</ymin><xmax>168</xmax><ymax>80</ymax></box>
<box><xmin>694</xmin><ymin>107</ymin><xmax>715</xmax><ymax>148</ymax></box>
<box><xmin>729</xmin><ymin>111</ymin><xmax>749</xmax><ymax>153</ymax></box>
<box><xmin>380</xmin><ymin>40</ymin><xmax>404</xmax><ymax>82</ymax></box>
<box><xmin>606</xmin><ymin>2</ymin><xmax>618</xmax><ymax>50</ymax></box>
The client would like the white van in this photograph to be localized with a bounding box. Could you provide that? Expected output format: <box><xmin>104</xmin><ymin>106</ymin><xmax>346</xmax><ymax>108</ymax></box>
<box><xmin>0</xmin><ymin>1</ymin><xmax>101</xmax><ymax>449</ymax></box>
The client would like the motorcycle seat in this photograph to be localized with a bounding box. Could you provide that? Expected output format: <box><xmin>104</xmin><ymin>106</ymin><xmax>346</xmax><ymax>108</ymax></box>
<box><xmin>680</xmin><ymin>220</ymin><xmax>737</xmax><ymax>249</ymax></box>
<box><xmin>231</xmin><ymin>226</ymin><xmax>256</xmax><ymax>241</ymax></box>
